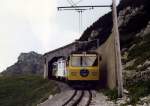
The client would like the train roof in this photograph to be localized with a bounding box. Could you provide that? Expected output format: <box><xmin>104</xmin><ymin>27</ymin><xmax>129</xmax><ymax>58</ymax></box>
<box><xmin>71</xmin><ymin>51</ymin><xmax>98</xmax><ymax>55</ymax></box>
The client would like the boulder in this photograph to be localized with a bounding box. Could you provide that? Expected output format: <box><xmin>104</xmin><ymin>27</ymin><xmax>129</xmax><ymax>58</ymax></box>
<box><xmin>143</xmin><ymin>60</ymin><xmax>150</xmax><ymax>67</ymax></box>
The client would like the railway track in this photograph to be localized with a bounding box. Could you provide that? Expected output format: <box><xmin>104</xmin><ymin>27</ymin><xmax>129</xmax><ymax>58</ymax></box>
<box><xmin>62</xmin><ymin>90</ymin><xmax>93</xmax><ymax>106</ymax></box>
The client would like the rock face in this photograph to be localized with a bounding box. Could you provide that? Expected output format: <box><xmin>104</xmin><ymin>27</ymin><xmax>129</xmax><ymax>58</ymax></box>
<box><xmin>79</xmin><ymin>0</ymin><xmax>150</xmax><ymax>48</ymax></box>
<box><xmin>2</xmin><ymin>51</ymin><xmax>43</xmax><ymax>76</ymax></box>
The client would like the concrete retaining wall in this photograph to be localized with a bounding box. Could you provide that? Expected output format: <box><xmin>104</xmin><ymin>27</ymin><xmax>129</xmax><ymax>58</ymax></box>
<box><xmin>96</xmin><ymin>33</ymin><xmax>117</xmax><ymax>89</ymax></box>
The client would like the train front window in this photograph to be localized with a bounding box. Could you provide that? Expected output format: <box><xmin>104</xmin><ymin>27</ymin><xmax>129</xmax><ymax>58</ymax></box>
<box><xmin>82</xmin><ymin>56</ymin><xmax>97</xmax><ymax>66</ymax></box>
<box><xmin>71</xmin><ymin>56</ymin><xmax>98</xmax><ymax>67</ymax></box>
<box><xmin>71</xmin><ymin>56</ymin><xmax>81</xmax><ymax>67</ymax></box>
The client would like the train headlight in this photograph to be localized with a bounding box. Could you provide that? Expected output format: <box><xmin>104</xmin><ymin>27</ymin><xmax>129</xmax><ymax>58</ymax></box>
<box><xmin>80</xmin><ymin>69</ymin><xmax>89</xmax><ymax>77</ymax></box>
<box><xmin>92</xmin><ymin>72</ymin><xmax>97</xmax><ymax>76</ymax></box>
<box><xmin>71</xmin><ymin>72</ymin><xmax>77</xmax><ymax>76</ymax></box>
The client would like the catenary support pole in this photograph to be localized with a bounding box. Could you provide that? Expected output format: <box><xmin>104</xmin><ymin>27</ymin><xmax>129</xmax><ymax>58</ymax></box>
<box><xmin>112</xmin><ymin>0</ymin><xmax>123</xmax><ymax>97</ymax></box>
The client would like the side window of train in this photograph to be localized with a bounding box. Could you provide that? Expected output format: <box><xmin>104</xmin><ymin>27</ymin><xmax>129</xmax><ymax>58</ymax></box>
<box><xmin>66</xmin><ymin>57</ymin><xmax>70</xmax><ymax>66</ymax></box>
<box><xmin>66</xmin><ymin>61</ymin><xmax>68</xmax><ymax>66</ymax></box>
<box><xmin>99</xmin><ymin>56</ymin><xmax>102</xmax><ymax>61</ymax></box>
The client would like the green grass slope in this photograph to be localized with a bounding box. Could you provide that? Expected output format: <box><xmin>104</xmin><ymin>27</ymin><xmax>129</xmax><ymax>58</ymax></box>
<box><xmin>0</xmin><ymin>75</ymin><xmax>60</xmax><ymax>106</ymax></box>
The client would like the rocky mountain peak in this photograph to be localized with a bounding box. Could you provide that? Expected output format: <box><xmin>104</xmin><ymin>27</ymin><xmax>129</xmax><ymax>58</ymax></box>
<box><xmin>18</xmin><ymin>51</ymin><xmax>42</xmax><ymax>63</ymax></box>
<box><xmin>1</xmin><ymin>51</ymin><xmax>44</xmax><ymax>76</ymax></box>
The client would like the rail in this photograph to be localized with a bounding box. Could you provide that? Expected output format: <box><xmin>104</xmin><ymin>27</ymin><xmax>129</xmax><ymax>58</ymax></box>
<box><xmin>62</xmin><ymin>90</ymin><xmax>93</xmax><ymax>106</ymax></box>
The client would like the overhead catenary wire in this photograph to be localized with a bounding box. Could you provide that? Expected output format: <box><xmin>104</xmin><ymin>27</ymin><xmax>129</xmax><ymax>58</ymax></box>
<box><xmin>69</xmin><ymin>0</ymin><xmax>84</xmax><ymax>6</ymax></box>
<box><xmin>66</xmin><ymin>0</ymin><xmax>75</xmax><ymax>6</ymax></box>
<box><xmin>81</xmin><ymin>10</ymin><xmax>82</xmax><ymax>32</ymax></box>
<box><xmin>70</xmin><ymin>0</ymin><xmax>76</xmax><ymax>6</ymax></box>
<box><xmin>62</xmin><ymin>0</ymin><xmax>110</xmax><ymax>34</ymax></box>
<box><xmin>78</xmin><ymin>11</ymin><xmax>80</xmax><ymax>34</ymax></box>
<box><xmin>66</xmin><ymin>0</ymin><xmax>86</xmax><ymax>34</ymax></box>
<box><xmin>80</xmin><ymin>10</ymin><xmax>83</xmax><ymax>33</ymax></box>
<box><xmin>78</xmin><ymin>10</ymin><xmax>83</xmax><ymax>34</ymax></box>
<box><xmin>76</xmin><ymin>0</ymin><xmax>84</xmax><ymax>5</ymax></box>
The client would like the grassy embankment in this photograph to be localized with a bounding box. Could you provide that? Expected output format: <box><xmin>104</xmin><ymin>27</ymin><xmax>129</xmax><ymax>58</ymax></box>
<box><xmin>0</xmin><ymin>75</ymin><xmax>60</xmax><ymax>106</ymax></box>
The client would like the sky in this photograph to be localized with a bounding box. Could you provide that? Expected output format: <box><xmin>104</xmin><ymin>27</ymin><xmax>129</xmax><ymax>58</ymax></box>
<box><xmin>0</xmin><ymin>0</ymin><xmax>120</xmax><ymax>72</ymax></box>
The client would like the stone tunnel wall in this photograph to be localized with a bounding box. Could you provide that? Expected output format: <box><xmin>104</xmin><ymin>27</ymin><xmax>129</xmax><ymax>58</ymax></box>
<box><xmin>43</xmin><ymin>42</ymin><xmax>77</xmax><ymax>78</ymax></box>
<box><xmin>96</xmin><ymin>33</ymin><xmax>117</xmax><ymax>89</ymax></box>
